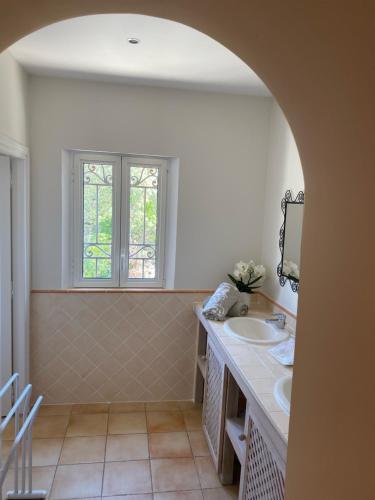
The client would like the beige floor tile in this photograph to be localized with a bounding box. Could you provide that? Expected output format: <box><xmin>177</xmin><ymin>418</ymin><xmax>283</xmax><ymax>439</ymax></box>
<box><xmin>108</xmin><ymin>412</ymin><xmax>147</xmax><ymax>434</ymax></box>
<box><xmin>146</xmin><ymin>401</ymin><xmax>181</xmax><ymax>412</ymax></box>
<box><xmin>2</xmin><ymin>466</ymin><xmax>56</xmax><ymax>497</ymax></box>
<box><xmin>188</xmin><ymin>431</ymin><xmax>210</xmax><ymax>457</ymax></box>
<box><xmin>1</xmin><ymin>420</ymin><xmax>14</xmax><ymax>440</ymax></box>
<box><xmin>32</xmin><ymin>466</ymin><xmax>57</xmax><ymax>492</ymax></box>
<box><xmin>51</xmin><ymin>463</ymin><xmax>104</xmax><ymax>499</ymax></box>
<box><xmin>1</xmin><ymin>439</ymin><xmax>15</xmax><ymax>465</ymax></box>
<box><xmin>71</xmin><ymin>403</ymin><xmax>109</xmax><ymax>414</ymax></box>
<box><xmin>66</xmin><ymin>414</ymin><xmax>108</xmax><ymax>437</ymax></box>
<box><xmin>60</xmin><ymin>436</ymin><xmax>106</xmax><ymax>464</ymax></box>
<box><xmin>154</xmin><ymin>492</ymin><xmax>203</xmax><ymax>500</ymax></box>
<box><xmin>151</xmin><ymin>458</ymin><xmax>201</xmax><ymax>493</ymax></box>
<box><xmin>103</xmin><ymin>460</ymin><xmax>152</xmax><ymax>496</ymax></box>
<box><xmin>109</xmin><ymin>402</ymin><xmax>145</xmax><ymax>413</ymax></box>
<box><xmin>183</xmin><ymin>411</ymin><xmax>202</xmax><ymax>431</ymax></box>
<box><xmin>65</xmin><ymin>498</ymin><xmax>101</xmax><ymax>500</ymax></box>
<box><xmin>149</xmin><ymin>432</ymin><xmax>192</xmax><ymax>459</ymax></box>
<box><xmin>66</xmin><ymin>498</ymin><xmax>101</xmax><ymax>500</ymax></box>
<box><xmin>31</xmin><ymin>438</ymin><xmax>64</xmax><ymax>466</ymax></box>
<box><xmin>147</xmin><ymin>412</ymin><xmax>186</xmax><ymax>433</ymax></box>
<box><xmin>106</xmin><ymin>434</ymin><xmax>149</xmax><ymax>461</ymax></box>
<box><xmin>103</xmin><ymin>495</ymin><xmax>152</xmax><ymax>500</ymax></box>
<box><xmin>2</xmin><ymin>438</ymin><xmax>63</xmax><ymax>467</ymax></box>
<box><xmin>39</xmin><ymin>404</ymin><xmax>72</xmax><ymax>416</ymax></box>
<box><xmin>195</xmin><ymin>457</ymin><xmax>221</xmax><ymax>489</ymax></box>
<box><xmin>202</xmin><ymin>486</ymin><xmax>239</xmax><ymax>499</ymax></box>
<box><xmin>178</xmin><ymin>402</ymin><xmax>203</xmax><ymax>411</ymax></box>
<box><xmin>33</xmin><ymin>415</ymin><xmax>70</xmax><ymax>438</ymax></box>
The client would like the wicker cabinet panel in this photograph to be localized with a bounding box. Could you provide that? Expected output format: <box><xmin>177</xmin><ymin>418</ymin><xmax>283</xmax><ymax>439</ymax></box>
<box><xmin>243</xmin><ymin>418</ymin><xmax>285</xmax><ymax>500</ymax></box>
<box><xmin>203</xmin><ymin>340</ymin><xmax>225</xmax><ymax>470</ymax></box>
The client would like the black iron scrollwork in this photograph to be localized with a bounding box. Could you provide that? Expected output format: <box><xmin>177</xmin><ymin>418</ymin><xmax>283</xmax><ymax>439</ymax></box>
<box><xmin>277</xmin><ymin>190</ymin><xmax>304</xmax><ymax>293</ymax></box>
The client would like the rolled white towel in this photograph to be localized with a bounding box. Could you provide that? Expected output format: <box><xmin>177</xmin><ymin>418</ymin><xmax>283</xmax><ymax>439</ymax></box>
<box><xmin>202</xmin><ymin>282</ymin><xmax>240</xmax><ymax>321</ymax></box>
<box><xmin>227</xmin><ymin>301</ymin><xmax>249</xmax><ymax>317</ymax></box>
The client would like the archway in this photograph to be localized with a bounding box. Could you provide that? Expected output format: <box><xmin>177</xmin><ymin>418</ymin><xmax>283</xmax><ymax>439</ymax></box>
<box><xmin>1</xmin><ymin>2</ymin><xmax>374</xmax><ymax>499</ymax></box>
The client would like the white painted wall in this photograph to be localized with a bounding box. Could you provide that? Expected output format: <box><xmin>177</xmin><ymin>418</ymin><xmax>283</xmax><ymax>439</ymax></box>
<box><xmin>261</xmin><ymin>101</ymin><xmax>304</xmax><ymax>314</ymax></box>
<box><xmin>0</xmin><ymin>50</ymin><xmax>29</xmax><ymax>145</ymax></box>
<box><xmin>29</xmin><ymin>76</ymin><xmax>272</xmax><ymax>289</ymax></box>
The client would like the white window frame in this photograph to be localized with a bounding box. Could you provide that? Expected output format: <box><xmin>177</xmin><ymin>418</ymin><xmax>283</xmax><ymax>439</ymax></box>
<box><xmin>121</xmin><ymin>156</ymin><xmax>167</xmax><ymax>288</ymax></box>
<box><xmin>72</xmin><ymin>152</ymin><xmax>167</xmax><ymax>288</ymax></box>
<box><xmin>73</xmin><ymin>152</ymin><xmax>121</xmax><ymax>287</ymax></box>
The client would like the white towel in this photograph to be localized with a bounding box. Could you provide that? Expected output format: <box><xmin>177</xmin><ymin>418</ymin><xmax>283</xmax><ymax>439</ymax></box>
<box><xmin>202</xmin><ymin>282</ymin><xmax>240</xmax><ymax>321</ymax></box>
<box><xmin>268</xmin><ymin>337</ymin><xmax>295</xmax><ymax>366</ymax></box>
<box><xmin>227</xmin><ymin>302</ymin><xmax>249</xmax><ymax>317</ymax></box>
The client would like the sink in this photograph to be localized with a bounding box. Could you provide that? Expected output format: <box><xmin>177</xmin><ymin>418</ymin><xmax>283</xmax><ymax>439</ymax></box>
<box><xmin>224</xmin><ymin>317</ymin><xmax>289</xmax><ymax>345</ymax></box>
<box><xmin>274</xmin><ymin>376</ymin><xmax>292</xmax><ymax>415</ymax></box>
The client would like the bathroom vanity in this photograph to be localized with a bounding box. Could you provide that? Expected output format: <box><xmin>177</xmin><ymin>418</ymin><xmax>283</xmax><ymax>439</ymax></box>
<box><xmin>194</xmin><ymin>305</ymin><xmax>292</xmax><ymax>499</ymax></box>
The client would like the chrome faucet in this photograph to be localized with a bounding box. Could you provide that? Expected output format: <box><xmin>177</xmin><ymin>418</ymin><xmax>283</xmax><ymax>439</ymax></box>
<box><xmin>265</xmin><ymin>313</ymin><xmax>286</xmax><ymax>329</ymax></box>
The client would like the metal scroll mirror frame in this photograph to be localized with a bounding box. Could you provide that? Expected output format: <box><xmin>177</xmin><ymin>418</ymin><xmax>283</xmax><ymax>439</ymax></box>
<box><xmin>277</xmin><ymin>190</ymin><xmax>304</xmax><ymax>293</ymax></box>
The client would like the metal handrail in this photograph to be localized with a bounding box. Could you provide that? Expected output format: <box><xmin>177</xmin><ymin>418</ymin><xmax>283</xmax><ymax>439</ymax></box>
<box><xmin>0</xmin><ymin>374</ymin><xmax>46</xmax><ymax>499</ymax></box>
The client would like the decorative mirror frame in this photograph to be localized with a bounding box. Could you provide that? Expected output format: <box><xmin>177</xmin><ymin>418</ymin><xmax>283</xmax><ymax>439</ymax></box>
<box><xmin>277</xmin><ymin>190</ymin><xmax>304</xmax><ymax>293</ymax></box>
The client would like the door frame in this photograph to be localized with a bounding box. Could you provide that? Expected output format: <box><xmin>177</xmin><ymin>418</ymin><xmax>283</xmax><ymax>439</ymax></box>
<box><xmin>0</xmin><ymin>133</ymin><xmax>30</xmax><ymax>391</ymax></box>
<box><xmin>0</xmin><ymin>156</ymin><xmax>13</xmax><ymax>409</ymax></box>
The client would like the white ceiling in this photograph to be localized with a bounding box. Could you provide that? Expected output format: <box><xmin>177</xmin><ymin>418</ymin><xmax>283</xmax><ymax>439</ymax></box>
<box><xmin>9</xmin><ymin>14</ymin><xmax>270</xmax><ymax>96</ymax></box>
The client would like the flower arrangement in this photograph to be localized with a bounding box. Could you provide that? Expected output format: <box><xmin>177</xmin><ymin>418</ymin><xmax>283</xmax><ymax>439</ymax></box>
<box><xmin>228</xmin><ymin>260</ymin><xmax>266</xmax><ymax>294</ymax></box>
<box><xmin>283</xmin><ymin>260</ymin><xmax>300</xmax><ymax>280</ymax></box>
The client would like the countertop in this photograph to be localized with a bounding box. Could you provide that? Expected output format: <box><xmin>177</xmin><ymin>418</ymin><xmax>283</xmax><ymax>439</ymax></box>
<box><xmin>195</xmin><ymin>305</ymin><xmax>293</xmax><ymax>443</ymax></box>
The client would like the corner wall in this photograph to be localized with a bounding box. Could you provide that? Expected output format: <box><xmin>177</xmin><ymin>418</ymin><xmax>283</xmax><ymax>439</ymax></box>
<box><xmin>0</xmin><ymin>50</ymin><xmax>28</xmax><ymax>145</ymax></box>
<box><xmin>261</xmin><ymin>101</ymin><xmax>304</xmax><ymax>315</ymax></box>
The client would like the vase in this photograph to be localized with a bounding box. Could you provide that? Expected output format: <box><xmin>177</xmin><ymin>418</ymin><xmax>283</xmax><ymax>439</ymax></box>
<box><xmin>239</xmin><ymin>292</ymin><xmax>252</xmax><ymax>308</ymax></box>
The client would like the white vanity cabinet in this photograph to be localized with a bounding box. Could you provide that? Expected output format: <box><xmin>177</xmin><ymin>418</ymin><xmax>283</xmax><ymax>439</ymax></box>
<box><xmin>202</xmin><ymin>338</ymin><xmax>226</xmax><ymax>472</ymax></box>
<box><xmin>241</xmin><ymin>415</ymin><xmax>285</xmax><ymax>499</ymax></box>
<box><xmin>194</xmin><ymin>309</ymin><xmax>288</xmax><ymax>499</ymax></box>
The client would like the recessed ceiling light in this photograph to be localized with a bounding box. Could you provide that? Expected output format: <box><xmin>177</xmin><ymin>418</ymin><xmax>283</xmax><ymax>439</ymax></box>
<box><xmin>128</xmin><ymin>37</ymin><xmax>140</xmax><ymax>45</ymax></box>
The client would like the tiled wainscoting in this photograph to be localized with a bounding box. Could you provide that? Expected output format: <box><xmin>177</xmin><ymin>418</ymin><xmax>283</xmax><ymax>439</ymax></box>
<box><xmin>30</xmin><ymin>291</ymin><xmax>209</xmax><ymax>404</ymax></box>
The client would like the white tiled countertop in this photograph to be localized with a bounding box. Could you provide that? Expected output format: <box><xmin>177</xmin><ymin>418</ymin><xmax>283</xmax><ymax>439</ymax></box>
<box><xmin>195</xmin><ymin>305</ymin><xmax>293</xmax><ymax>443</ymax></box>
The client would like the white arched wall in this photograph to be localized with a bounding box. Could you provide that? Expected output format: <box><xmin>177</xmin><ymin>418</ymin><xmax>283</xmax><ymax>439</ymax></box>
<box><xmin>1</xmin><ymin>2</ymin><xmax>375</xmax><ymax>499</ymax></box>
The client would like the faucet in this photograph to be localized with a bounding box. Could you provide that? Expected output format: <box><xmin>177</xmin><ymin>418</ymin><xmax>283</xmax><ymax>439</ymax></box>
<box><xmin>265</xmin><ymin>313</ymin><xmax>286</xmax><ymax>329</ymax></box>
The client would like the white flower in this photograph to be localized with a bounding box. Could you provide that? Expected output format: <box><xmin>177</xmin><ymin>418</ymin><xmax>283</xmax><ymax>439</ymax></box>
<box><xmin>232</xmin><ymin>268</ymin><xmax>241</xmax><ymax>279</ymax></box>
<box><xmin>283</xmin><ymin>260</ymin><xmax>299</xmax><ymax>279</ymax></box>
<box><xmin>254</xmin><ymin>264</ymin><xmax>266</xmax><ymax>278</ymax></box>
<box><xmin>289</xmin><ymin>261</ymin><xmax>300</xmax><ymax>279</ymax></box>
<box><xmin>283</xmin><ymin>260</ymin><xmax>291</xmax><ymax>276</ymax></box>
<box><xmin>232</xmin><ymin>260</ymin><xmax>266</xmax><ymax>284</ymax></box>
<box><xmin>234</xmin><ymin>261</ymin><xmax>250</xmax><ymax>281</ymax></box>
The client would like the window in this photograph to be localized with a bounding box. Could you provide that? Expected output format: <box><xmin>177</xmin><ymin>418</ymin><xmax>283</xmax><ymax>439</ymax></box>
<box><xmin>73</xmin><ymin>153</ymin><xmax>167</xmax><ymax>287</ymax></box>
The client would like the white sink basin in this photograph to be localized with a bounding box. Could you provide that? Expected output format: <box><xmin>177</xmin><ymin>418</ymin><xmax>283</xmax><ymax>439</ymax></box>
<box><xmin>224</xmin><ymin>317</ymin><xmax>289</xmax><ymax>345</ymax></box>
<box><xmin>274</xmin><ymin>376</ymin><xmax>292</xmax><ymax>415</ymax></box>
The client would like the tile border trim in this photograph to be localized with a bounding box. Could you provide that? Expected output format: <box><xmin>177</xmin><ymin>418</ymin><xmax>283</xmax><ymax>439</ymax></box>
<box><xmin>258</xmin><ymin>291</ymin><xmax>297</xmax><ymax>320</ymax></box>
<box><xmin>31</xmin><ymin>288</ymin><xmax>213</xmax><ymax>294</ymax></box>
<box><xmin>30</xmin><ymin>288</ymin><xmax>296</xmax><ymax>319</ymax></box>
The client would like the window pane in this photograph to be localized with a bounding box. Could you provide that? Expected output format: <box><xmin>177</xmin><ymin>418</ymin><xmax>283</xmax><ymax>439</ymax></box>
<box><xmin>128</xmin><ymin>165</ymin><xmax>159</xmax><ymax>280</ymax></box>
<box><xmin>82</xmin><ymin>162</ymin><xmax>113</xmax><ymax>279</ymax></box>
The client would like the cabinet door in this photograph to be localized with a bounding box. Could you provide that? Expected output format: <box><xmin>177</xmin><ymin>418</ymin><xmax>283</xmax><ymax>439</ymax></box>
<box><xmin>202</xmin><ymin>339</ymin><xmax>226</xmax><ymax>472</ymax></box>
<box><xmin>242</xmin><ymin>416</ymin><xmax>285</xmax><ymax>500</ymax></box>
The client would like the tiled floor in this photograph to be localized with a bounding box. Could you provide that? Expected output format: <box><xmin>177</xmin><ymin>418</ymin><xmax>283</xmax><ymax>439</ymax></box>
<box><xmin>2</xmin><ymin>402</ymin><xmax>239</xmax><ymax>500</ymax></box>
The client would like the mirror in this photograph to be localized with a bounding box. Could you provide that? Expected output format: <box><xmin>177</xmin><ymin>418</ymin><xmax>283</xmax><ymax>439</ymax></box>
<box><xmin>277</xmin><ymin>190</ymin><xmax>304</xmax><ymax>292</ymax></box>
